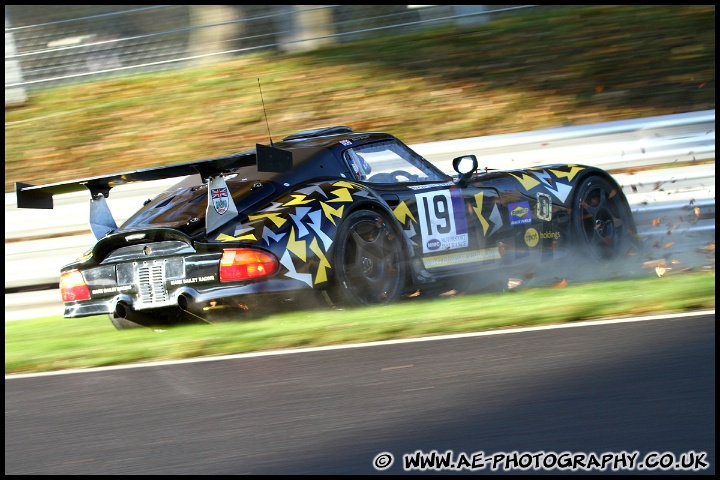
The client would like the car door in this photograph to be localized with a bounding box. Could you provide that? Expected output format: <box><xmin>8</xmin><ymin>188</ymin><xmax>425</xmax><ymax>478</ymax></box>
<box><xmin>407</xmin><ymin>182</ymin><xmax>503</xmax><ymax>274</ymax></box>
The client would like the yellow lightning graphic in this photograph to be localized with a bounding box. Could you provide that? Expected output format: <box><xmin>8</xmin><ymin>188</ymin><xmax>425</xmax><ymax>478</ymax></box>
<box><xmin>285</xmin><ymin>226</ymin><xmax>307</xmax><ymax>262</ymax></box>
<box><xmin>472</xmin><ymin>192</ymin><xmax>490</xmax><ymax>236</ymax></box>
<box><xmin>327</xmin><ymin>188</ymin><xmax>353</xmax><ymax>203</ymax></box>
<box><xmin>550</xmin><ymin>165</ymin><xmax>585</xmax><ymax>181</ymax></box>
<box><xmin>248</xmin><ymin>213</ymin><xmax>287</xmax><ymax>228</ymax></box>
<box><xmin>216</xmin><ymin>233</ymin><xmax>257</xmax><ymax>242</ymax></box>
<box><xmin>393</xmin><ymin>201</ymin><xmax>417</xmax><ymax>225</ymax></box>
<box><xmin>320</xmin><ymin>201</ymin><xmax>345</xmax><ymax>225</ymax></box>
<box><xmin>309</xmin><ymin>237</ymin><xmax>331</xmax><ymax>284</ymax></box>
<box><xmin>333</xmin><ymin>180</ymin><xmax>359</xmax><ymax>189</ymax></box>
<box><xmin>509</xmin><ymin>173</ymin><xmax>541</xmax><ymax>191</ymax></box>
<box><xmin>284</xmin><ymin>194</ymin><xmax>315</xmax><ymax>206</ymax></box>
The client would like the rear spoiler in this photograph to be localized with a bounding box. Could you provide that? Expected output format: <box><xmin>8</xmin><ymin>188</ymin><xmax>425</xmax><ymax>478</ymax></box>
<box><xmin>16</xmin><ymin>145</ymin><xmax>293</xmax><ymax>239</ymax></box>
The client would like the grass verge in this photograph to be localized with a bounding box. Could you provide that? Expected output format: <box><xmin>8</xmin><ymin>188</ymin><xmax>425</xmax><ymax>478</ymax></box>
<box><xmin>5</xmin><ymin>271</ymin><xmax>714</xmax><ymax>375</ymax></box>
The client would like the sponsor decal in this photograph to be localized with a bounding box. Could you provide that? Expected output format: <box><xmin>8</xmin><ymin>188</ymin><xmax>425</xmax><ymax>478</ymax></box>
<box><xmin>91</xmin><ymin>285</ymin><xmax>132</xmax><ymax>295</ymax></box>
<box><xmin>525</xmin><ymin>228</ymin><xmax>561</xmax><ymax>247</ymax></box>
<box><xmin>340</xmin><ymin>139</ymin><xmax>352</xmax><ymax>146</ymax></box>
<box><xmin>169</xmin><ymin>275</ymin><xmax>216</xmax><ymax>285</ymax></box>
<box><xmin>540</xmin><ymin>231</ymin><xmax>561</xmax><ymax>240</ymax></box>
<box><xmin>508</xmin><ymin>201</ymin><xmax>532</xmax><ymax>226</ymax></box>
<box><xmin>426</xmin><ymin>239</ymin><xmax>441</xmax><ymax>250</ymax></box>
<box><xmin>211</xmin><ymin>187</ymin><xmax>230</xmax><ymax>215</ymax></box>
<box><xmin>422</xmin><ymin>248</ymin><xmax>501</xmax><ymax>268</ymax></box>
<box><xmin>524</xmin><ymin>228</ymin><xmax>539</xmax><ymax>247</ymax></box>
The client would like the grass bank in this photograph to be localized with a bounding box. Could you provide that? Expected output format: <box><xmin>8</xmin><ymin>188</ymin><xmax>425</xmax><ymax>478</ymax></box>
<box><xmin>5</xmin><ymin>271</ymin><xmax>714</xmax><ymax>375</ymax></box>
<box><xmin>5</xmin><ymin>5</ymin><xmax>714</xmax><ymax>192</ymax></box>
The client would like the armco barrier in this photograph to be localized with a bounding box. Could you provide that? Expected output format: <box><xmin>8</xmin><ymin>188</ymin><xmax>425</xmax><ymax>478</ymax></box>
<box><xmin>4</xmin><ymin>110</ymin><xmax>715</xmax><ymax>289</ymax></box>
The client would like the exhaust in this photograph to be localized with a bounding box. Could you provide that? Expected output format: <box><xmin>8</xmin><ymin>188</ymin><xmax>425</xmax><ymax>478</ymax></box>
<box><xmin>114</xmin><ymin>301</ymin><xmax>132</xmax><ymax>319</ymax></box>
<box><xmin>113</xmin><ymin>301</ymin><xmax>157</xmax><ymax>326</ymax></box>
<box><xmin>177</xmin><ymin>293</ymin><xmax>192</xmax><ymax>312</ymax></box>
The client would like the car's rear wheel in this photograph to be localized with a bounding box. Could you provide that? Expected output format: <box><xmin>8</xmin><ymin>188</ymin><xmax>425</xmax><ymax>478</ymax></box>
<box><xmin>328</xmin><ymin>209</ymin><xmax>406</xmax><ymax>306</ymax></box>
<box><xmin>572</xmin><ymin>175</ymin><xmax>635</xmax><ymax>261</ymax></box>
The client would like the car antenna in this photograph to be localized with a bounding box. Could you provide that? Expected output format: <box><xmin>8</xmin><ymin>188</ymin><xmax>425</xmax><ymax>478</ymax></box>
<box><xmin>258</xmin><ymin>78</ymin><xmax>274</xmax><ymax>147</ymax></box>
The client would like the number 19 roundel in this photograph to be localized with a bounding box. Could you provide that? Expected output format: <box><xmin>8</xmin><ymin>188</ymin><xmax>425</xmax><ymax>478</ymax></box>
<box><xmin>415</xmin><ymin>189</ymin><xmax>468</xmax><ymax>253</ymax></box>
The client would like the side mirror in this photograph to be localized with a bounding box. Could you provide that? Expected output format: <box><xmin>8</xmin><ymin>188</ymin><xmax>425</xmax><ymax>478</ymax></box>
<box><xmin>452</xmin><ymin>155</ymin><xmax>478</xmax><ymax>186</ymax></box>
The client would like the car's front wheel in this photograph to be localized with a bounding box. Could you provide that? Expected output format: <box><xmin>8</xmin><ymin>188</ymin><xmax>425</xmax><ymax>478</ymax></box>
<box><xmin>328</xmin><ymin>209</ymin><xmax>406</xmax><ymax>306</ymax></box>
<box><xmin>571</xmin><ymin>175</ymin><xmax>635</xmax><ymax>261</ymax></box>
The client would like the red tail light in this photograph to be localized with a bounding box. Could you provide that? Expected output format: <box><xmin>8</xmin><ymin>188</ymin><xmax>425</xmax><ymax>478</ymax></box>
<box><xmin>59</xmin><ymin>270</ymin><xmax>91</xmax><ymax>302</ymax></box>
<box><xmin>219</xmin><ymin>248</ymin><xmax>279</xmax><ymax>282</ymax></box>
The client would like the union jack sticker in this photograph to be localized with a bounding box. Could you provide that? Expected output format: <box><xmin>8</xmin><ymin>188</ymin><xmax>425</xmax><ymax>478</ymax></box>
<box><xmin>211</xmin><ymin>187</ymin><xmax>230</xmax><ymax>215</ymax></box>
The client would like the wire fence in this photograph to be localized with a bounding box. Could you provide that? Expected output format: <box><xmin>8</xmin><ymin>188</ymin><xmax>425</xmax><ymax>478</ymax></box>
<box><xmin>5</xmin><ymin>5</ymin><xmax>538</xmax><ymax>102</ymax></box>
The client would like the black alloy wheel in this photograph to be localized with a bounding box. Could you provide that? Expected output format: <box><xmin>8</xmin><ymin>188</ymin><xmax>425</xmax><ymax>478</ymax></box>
<box><xmin>329</xmin><ymin>209</ymin><xmax>406</xmax><ymax>305</ymax></box>
<box><xmin>572</xmin><ymin>175</ymin><xmax>635</xmax><ymax>261</ymax></box>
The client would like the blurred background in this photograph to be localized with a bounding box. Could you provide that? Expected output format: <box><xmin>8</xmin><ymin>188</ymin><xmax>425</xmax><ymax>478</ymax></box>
<box><xmin>5</xmin><ymin>5</ymin><xmax>714</xmax><ymax>193</ymax></box>
<box><xmin>5</xmin><ymin>5</ymin><xmax>555</xmax><ymax>92</ymax></box>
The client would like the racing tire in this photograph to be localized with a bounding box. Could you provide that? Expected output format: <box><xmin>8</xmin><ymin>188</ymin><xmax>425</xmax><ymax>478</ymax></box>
<box><xmin>571</xmin><ymin>175</ymin><xmax>636</xmax><ymax>261</ymax></box>
<box><xmin>328</xmin><ymin>209</ymin><xmax>406</xmax><ymax>306</ymax></box>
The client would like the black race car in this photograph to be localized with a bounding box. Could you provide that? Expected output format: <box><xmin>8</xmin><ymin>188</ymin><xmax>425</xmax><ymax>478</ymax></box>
<box><xmin>16</xmin><ymin>126</ymin><xmax>637</xmax><ymax>329</ymax></box>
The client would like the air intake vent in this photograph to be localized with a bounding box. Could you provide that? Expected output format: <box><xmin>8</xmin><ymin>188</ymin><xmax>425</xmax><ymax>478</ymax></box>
<box><xmin>154</xmin><ymin>196</ymin><xmax>175</xmax><ymax>208</ymax></box>
<box><xmin>136</xmin><ymin>262</ymin><xmax>168</xmax><ymax>306</ymax></box>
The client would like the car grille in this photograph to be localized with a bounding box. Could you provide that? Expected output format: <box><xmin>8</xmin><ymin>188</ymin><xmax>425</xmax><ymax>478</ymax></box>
<box><xmin>136</xmin><ymin>262</ymin><xmax>169</xmax><ymax>306</ymax></box>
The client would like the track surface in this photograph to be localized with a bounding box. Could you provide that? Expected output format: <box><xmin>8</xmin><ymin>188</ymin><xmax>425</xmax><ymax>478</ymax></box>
<box><xmin>5</xmin><ymin>312</ymin><xmax>715</xmax><ymax>474</ymax></box>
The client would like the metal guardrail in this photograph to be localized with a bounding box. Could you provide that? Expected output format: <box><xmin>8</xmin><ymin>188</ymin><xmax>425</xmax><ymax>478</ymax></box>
<box><xmin>4</xmin><ymin>110</ymin><xmax>715</xmax><ymax>290</ymax></box>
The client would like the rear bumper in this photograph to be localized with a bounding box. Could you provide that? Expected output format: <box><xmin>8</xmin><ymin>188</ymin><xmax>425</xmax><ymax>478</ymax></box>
<box><xmin>63</xmin><ymin>278</ymin><xmax>315</xmax><ymax>318</ymax></box>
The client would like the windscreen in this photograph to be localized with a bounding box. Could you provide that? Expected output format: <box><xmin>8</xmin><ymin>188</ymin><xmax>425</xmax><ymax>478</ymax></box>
<box><xmin>344</xmin><ymin>140</ymin><xmax>448</xmax><ymax>184</ymax></box>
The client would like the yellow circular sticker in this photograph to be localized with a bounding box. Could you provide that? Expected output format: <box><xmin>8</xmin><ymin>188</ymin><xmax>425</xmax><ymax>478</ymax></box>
<box><xmin>524</xmin><ymin>228</ymin><xmax>539</xmax><ymax>247</ymax></box>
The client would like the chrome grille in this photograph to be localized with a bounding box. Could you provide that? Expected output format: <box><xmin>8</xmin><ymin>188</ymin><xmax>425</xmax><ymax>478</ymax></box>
<box><xmin>136</xmin><ymin>261</ymin><xmax>168</xmax><ymax>305</ymax></box>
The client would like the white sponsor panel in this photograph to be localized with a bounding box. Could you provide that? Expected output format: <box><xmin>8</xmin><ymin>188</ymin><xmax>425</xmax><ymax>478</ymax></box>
<box><xmin>416</xmin><ymin>189</ymin><xmax>468</xmax><ymax>253</ymax></box>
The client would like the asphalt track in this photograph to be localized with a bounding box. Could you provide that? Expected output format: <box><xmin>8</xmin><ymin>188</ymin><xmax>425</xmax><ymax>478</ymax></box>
<box><xmin>5</xmin><ymin>311</ymin><xmax>715</xmax><ymax>475</ymax></box>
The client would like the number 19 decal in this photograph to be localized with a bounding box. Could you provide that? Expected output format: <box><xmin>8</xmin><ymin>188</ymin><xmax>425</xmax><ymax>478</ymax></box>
<box><xmin>416</xmin><ymin>189</ymin><xmax>468</xmax><ymax>253</ymax></box>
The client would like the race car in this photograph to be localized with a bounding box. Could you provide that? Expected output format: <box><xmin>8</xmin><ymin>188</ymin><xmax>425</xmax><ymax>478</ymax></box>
<box><xmin>16</xmin><ymin>126</ymin><xmax>637</xmax><ymax>329</ymax></box>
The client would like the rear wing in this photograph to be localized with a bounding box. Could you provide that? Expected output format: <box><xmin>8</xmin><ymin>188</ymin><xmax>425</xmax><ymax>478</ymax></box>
<box><xmin>16</xmin><ymin>145</ymin><xmax>293</xmax><ymax>240</ymax></box>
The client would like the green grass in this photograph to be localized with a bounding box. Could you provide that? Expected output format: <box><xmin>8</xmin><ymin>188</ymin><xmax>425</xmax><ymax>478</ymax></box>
<box><xmin>4</xmin><ymin>5</ymin><xmax>714</xmax><ymax>193</ymax></box>
<box><xmin>5</xmin><ymin>271</ymin><xmax>714</xmax><ymax>375</ymax></box>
